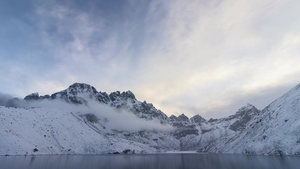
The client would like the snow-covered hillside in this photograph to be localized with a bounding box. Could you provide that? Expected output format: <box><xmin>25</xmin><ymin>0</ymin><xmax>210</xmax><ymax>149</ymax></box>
<box><xmin>1</xmin><ymin>82</ymin><xmax>300</xmax><ymax>156</ymax></box>
<box><xmin>209</xmin><ymin>83</ymin><xmax>300</xmax><ymax>155</ymax></box>
<box><xmin>0</xmin><ymin>105</ymin><xmax>176</xmax><ymax>155</ymax></box>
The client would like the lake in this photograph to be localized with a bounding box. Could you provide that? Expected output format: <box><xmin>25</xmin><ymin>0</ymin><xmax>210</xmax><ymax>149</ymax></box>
<box><xmin>1</xmin><ymin>153</ymin><xmax>300</xmax><ymax>169</ymax></box>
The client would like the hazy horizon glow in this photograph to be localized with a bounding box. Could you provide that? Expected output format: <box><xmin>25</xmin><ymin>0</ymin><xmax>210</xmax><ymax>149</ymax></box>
<box><xmin>1</xmin><ymin>0</ymin><xmax>300</xmax><ymax>119</ymax></box>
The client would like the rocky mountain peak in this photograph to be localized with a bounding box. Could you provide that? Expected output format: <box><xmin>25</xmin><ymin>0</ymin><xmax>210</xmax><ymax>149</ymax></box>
<box><xmin>190</xmin><ymin>114</ymin><xmax>206</xmax><ymax>123</ymax></box>
<box><xmin>228</xmin><ymin>103</ymin><xmax>260</xmax><ymax>131</ymax></box>
<box><xmin>177</xmin><ymin>114</ymin><xmax>189</xmax><ymax>122</ymax></box>
<box><xmin>24</xmin><ymin>83</ymin><xmax>99</xmax><ymax>101</ymax></box>
<box><xmin>24</xmin><ymin>92</ymin><xmax>39</xmax><ymax>100</ymax></box>
<box><xmin>109</xmin><ymin>90</ymin><xmax>136</xmax><ymax>101</ymax></box>
<box><xmin>122</xmin><ymin>90</ymin><xmax>135</xmax><ymax>99</ymax></box>
<box><xmin>66</xmin><ymin>83</ymin><xmax>98</xmax><ymax>95</ymax></box>
<box><xmin>238</xmin><ymin>103</ymin><xmax>257</xmax><ymax>112</ymax></box>
<box><xmin>169</xmin><ymin>115</ymin><xmax>178</xmax><ymax>121</ymax></box>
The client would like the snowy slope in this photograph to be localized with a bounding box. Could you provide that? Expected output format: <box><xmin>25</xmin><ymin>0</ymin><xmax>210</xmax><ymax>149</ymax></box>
<box><xmin>209</xmin><ymin>83</ymin><xmax>300</xmax><ymax>155</ymax></box>
<box><xmin>0</xmin><ymin>105</ymin><xmax>176</xmax><ymax>155</ymax></box>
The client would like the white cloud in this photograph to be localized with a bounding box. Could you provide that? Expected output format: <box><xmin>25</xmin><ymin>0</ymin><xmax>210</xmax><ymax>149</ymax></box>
<box><xmin>131</xmin><ymin>0</ymin><xmax>300</xmax><ymax>118</ymax></box>
<box><xmin>15</xmin><ymin>98</ymin><xmax>174</xmax><ymax>132</ymax></box>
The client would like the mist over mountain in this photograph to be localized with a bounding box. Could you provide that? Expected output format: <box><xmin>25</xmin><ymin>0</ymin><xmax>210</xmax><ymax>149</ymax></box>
<box><xmin>0</xmin><ymin>93</ymin><xmax>13</xmax><ymax>106</ymax></box>
<box><xmin>1</xmin><ymin>82</ymin><xmax>300</xmax><ymax>156</ymax></box>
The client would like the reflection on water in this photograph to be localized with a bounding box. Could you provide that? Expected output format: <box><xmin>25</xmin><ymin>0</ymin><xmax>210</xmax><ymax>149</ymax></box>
<box><xmin>1</xmin><ymin>153</ymin><xmax>300</xmax><ymax>169</ymax></box>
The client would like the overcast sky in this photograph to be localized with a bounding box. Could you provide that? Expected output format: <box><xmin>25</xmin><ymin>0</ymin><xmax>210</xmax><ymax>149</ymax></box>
<box><xmin>1</xmin><ymin>0</ymin><xmax>300</xmax><ymax>119</ymax></box>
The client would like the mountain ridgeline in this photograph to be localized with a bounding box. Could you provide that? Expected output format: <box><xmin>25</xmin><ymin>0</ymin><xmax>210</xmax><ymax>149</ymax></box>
<box><xmin>24</xmin><ymin>83</ymin><xmax>168</xmax><ymax>122</ymax></box>
<box><xmin>1</xmin><ymin>82</ymin><xmax>300</xmax><ymax>156</ymax></box>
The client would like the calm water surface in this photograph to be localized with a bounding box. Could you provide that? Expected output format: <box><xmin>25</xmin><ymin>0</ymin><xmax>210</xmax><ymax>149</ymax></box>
<box><xmin>1</xmin><ymin>153</ymin><xmax>300</xmax><ymax>169</ymax></box>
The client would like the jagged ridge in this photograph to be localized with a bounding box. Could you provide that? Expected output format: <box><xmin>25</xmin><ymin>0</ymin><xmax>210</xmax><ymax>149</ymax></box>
<box><xmin>25</xmin><ymin>83</ymin><xmax>168</xmax><ymax>122</ymax></box>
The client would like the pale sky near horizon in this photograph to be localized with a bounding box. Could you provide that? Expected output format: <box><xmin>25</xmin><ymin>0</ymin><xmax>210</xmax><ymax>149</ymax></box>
<box><xmin>1</xmin><ymin>0</ymin><xmax>300</xmax><ymax>119</ymax></box>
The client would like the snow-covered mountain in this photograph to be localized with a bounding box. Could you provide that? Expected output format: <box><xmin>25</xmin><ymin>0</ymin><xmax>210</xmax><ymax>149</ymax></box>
<box><xmin>1</xmin><ymin>82</ymin><xmax>300</xmax><ymax>156</ymax></box>
<box><xmin>209</xmin><ymin>83</ymin><xmax>300</xmax><ymax>155</ymax></box>
<box><xmin>24</xmin><ymin>83</ymin><xmax>168</xmax><ymax>122</ymax></box>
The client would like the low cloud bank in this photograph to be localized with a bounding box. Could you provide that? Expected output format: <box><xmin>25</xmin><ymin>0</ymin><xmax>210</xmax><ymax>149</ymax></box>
<box><xmin>87</xmin><ymin>100</ymin><xmax>174</xmax><ymax>132</ymax></box>
<box><xmin>0</xmin><ymin>93</ymin><xmax>11</xmax><ymax>106</ymax></box>
<box><xmin>0</xmin><ymin>93</ymin><xmax>17</xmax><ymax>107</ymax></box>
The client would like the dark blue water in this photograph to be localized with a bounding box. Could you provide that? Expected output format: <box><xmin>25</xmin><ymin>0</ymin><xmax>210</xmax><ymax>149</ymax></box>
<box><xmin>1</xmin><ymin>153</ymin><xmax>300</xmax><ymax>169</ymax></box>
